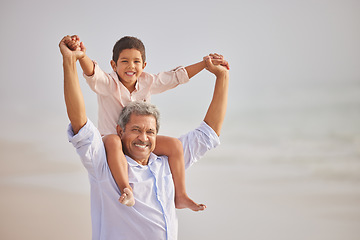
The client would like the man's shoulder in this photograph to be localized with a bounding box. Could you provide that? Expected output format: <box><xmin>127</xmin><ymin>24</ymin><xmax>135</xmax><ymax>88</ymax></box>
<box><xmin>179</xmin><ymin>121</ymin><xmax>221</xmax><ymax>169</ymax></box>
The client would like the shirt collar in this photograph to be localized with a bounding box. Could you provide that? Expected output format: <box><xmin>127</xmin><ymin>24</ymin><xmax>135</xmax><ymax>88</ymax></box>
<box><xmin>125</xmin><ymin>153</ymin><xmax>158</xmax><ymax>167</ymax></box>
<box><xmin>110</xmin><ymin>71</ymin><xmax>140</xmax><ymax>92</ymax></box>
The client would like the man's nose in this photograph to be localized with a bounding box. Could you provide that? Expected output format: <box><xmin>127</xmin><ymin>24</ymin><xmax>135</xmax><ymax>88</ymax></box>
<box><xmin>138</xmin><ymin>132</ymin><xmax>148</xmax><ymax>141</ymax></box>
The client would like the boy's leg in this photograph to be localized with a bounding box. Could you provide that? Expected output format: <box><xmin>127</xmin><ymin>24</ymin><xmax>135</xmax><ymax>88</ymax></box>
<box><xmin>103</xmin><ymin>134</ymin><xmax>135</xmax><ymax>207</ymax></box>
<box><xmin>154</xmin><ymin>136</ymin><xmax>206</xmax><ymax>211</ymax></box>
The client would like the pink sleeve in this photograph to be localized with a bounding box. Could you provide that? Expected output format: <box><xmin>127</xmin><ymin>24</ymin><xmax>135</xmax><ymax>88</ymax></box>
<box><xmin>150</xmin><ymin>66</ymin><xmax>190</xmax><ymax>94</ymax></box>
<box><xmin>83</xmin><ymin>61</ymin><xmax>117</xmax><ymax>96</ymax></box>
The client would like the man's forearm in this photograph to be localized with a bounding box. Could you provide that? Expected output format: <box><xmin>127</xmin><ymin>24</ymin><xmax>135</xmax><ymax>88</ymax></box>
<box><xmin>63</xmin><ymin>56</ymin><xmax>87</xmax><ymax>134</ymax></box>
<box><xmin>203</xmin><ymin>72</ymin><xmax>229</xmax><ymax>136</ymax></box>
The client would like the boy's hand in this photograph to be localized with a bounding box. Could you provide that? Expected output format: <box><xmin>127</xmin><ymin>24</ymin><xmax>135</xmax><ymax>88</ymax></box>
<box><xmin>204</xmin><ymin>55</ymin><xmax>229</xmax><ymax>77</ymax></box>
<box><xmin>64</xmin><ymin>35</ymin><xmax>87</xmax><ymax>54</ymax></box>
<box><xmin>66</xmin><ymin>35</ymin><xmax>80</xmax><ymax>51</ymax></box>
<box><xmin>207</xmin><ymin>53</ymin><xmax>230</xmax><ymax>70</ymax></box>
<box><xmin>59</xmin><ymin>35</ymin><xmax>85</xmax><ymax>60</ymax></box>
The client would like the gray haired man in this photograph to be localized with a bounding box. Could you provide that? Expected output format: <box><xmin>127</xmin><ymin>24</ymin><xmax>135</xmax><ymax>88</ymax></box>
<box><xmin>60</xmin><ymin>36</ymin><xmax>229</xmax><ymax>240</ymax></box>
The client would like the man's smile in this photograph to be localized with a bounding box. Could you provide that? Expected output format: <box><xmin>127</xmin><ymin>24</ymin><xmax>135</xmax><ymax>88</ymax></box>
<box><xmin>134</xmin><ymin>141</ymin><xmax>150</xmax><ymax>149</ymax></box>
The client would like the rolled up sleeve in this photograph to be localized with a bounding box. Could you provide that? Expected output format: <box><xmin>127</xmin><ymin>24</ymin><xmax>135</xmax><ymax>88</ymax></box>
<box><xmin>83</xmin><ymin>61</ymin><xmax>117</xmax><ymax>95</ymax></box>
<box><xmin>150</xmin><ymin>66</ymin><xmax>190</xmax><ymax>95</ymax></box>
<box><xmin>67</xmin><ymin>119</ymin><xmax>107</xmax><ymax>179</ymax></box>
<box><xmin>179</xmin><ymin>121</ymin><xmax>221</xmax><ymax>169</ymax></box>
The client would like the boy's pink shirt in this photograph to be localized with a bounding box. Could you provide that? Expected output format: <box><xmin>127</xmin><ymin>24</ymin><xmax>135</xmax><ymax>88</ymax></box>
<box><xmin>83</xmin><ymin>61</ymin><xmax>190</xmax><ymax>135</ymax></box>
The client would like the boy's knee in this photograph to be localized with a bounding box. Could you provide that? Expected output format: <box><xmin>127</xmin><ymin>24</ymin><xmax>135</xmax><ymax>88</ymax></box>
<box><xmin>103</xmin><ymin>134</ymin><xmax>122</xmax><ymax>148</ymax></box>
<box><xmin>170</xmin><ymin>137</ymin><xmax>183</xmax><ymax>154</ymax></box>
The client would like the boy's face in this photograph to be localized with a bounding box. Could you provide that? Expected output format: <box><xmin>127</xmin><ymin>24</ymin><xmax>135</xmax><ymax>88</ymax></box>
<box><xmin>111</xmin><ymin>48</ymin><xmax>147</xmax><ymax>89</ymax></box>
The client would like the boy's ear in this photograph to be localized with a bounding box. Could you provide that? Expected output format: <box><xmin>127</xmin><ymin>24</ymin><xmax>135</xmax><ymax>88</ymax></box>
<box><xmin>110</xmin><ymin>60</ymin><xmax>116</xmax><ymax>71</ymax></box>
<box><xmin>116</xmin><ymin>125</ymin><xmax>123</xmax><ymax>137</ymax></box>
<box><xmin>142</xmin><ymin>61</ymin><xmax>147</xmax><ymax>69</ymax></box>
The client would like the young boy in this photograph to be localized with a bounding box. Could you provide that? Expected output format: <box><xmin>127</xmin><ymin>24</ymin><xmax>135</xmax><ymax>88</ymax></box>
<box><xmin>64</xmin><ymin>35</ymin><xmax>229</xmax><ymax>211</ymax></box>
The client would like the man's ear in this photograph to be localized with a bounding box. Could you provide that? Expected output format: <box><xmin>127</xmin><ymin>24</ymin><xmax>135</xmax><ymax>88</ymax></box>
<box><xmin>110</xmin><ymin>60</ymin><xmax>117</xmax><ymax>72</ymax></box>
<box><xmin>116</xmin><ymin>125</ymin><xmax>123</xmax><ymax>137</ymax></box>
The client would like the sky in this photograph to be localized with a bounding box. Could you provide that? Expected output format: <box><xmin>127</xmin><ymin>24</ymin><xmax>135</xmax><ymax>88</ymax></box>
<box><xmin>0</xmin><ymin>0</ymin><xmax>358</xmax><ymax>158</ymax></box>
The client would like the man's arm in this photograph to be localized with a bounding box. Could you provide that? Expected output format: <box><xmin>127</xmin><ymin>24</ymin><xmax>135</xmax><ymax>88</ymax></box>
<box><xmin>203</xmin><ymin>56</ymin><xmax>229</xmax><ymax>136</ymax></box>
<box><xmin>60</xmin><ymin>36</ymin><xmax>87</xmax><ymax>134</ymax></box>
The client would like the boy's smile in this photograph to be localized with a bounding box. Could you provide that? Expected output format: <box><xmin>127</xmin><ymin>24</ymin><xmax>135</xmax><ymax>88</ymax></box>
<box><xmin>111</xmin><ymin>48</ymin><xmax>147</xmax><ymax>92</ymax></box>
<box><xmin>125</xmin><ymin>71</ymin><xmax>136</xmax><ymax>76</ymax></box>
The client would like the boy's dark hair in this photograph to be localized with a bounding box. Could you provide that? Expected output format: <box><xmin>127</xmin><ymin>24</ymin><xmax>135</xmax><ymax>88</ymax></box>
<box><xmin>112</xmin><ymin>36</ymin><xmax>146</xmax><ymax>63</ymax></box>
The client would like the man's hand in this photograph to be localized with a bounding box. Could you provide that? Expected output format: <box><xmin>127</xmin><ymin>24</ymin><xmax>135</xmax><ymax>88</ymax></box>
<box><xmin>59</xmin><ymin>35</ymin><xmax>85</xmax><ymax>60</ymax></box>
<box><xmin>208</xmin><ymin>53</ymin><xmax>230</xmax><ymax>70</ymax></box>
<box><xmin>204</xmin><ymin>55</ymin><xmax>229</xmax><ymax>77</ymax></box>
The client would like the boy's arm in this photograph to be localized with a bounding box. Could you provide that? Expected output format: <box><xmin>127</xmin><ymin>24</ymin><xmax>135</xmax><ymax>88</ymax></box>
<box><xmin>150</xmin><ymin>54</ymin><xmax>227</xmax><ymax>95</ymax></box>
<box><xmin>203</xmin><ymin>56</ymin><xmax>229</xmax><ymax>136</ymax></box>
<box><xmin>185</xmin><ymin>54</ymin><xmax>230</xmax><ymax>79</ymax></box>
<box><xmin>79</xmin><ymin>54</ymin><xmax>95</xmax><ymax>76</ymax></box>
<box><xmin>60</xmin><ymin>36</ymin><xmax>87</xmax><ymax>134</ymax></box>
<box><xmin>76</xmin><ymin>37</ymin><xmax>95</xmax><ymax>76</ymax></box>
<box><xmin>184</xmin><ymin>60</ymin><xmax>206</xmax><ymax>79</ymax></box>
<box><xmin>67</xmin><ymin>35</ymin><xmax>95</xmax><ymax>76</ymax></box>
<box><xmin>69</xmin><ymin>36</ymin><xmax>116</xmax><ymax>95</ymax></box>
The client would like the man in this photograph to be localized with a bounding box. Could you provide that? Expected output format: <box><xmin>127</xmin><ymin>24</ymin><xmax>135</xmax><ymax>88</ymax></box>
<box><xmin>60</xmin><ymin>36</ymin><xmax>229</xmax><ymax>240</ymax></box>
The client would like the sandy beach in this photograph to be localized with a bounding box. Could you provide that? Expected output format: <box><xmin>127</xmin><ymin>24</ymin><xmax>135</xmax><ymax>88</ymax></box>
<box><xmin>1</xmin><ymin>139</ymin><xmax>360</xmax><ymax>240</ymax></box>
<box><xmin>0</xmin><ymin>140</ymin><xmax>91</xmax><ymax>240</ymax></box>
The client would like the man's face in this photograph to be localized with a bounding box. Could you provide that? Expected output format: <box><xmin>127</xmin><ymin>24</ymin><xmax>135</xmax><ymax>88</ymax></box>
<box><xmin>118</xmin><ymin>113</ymin><xmax>157</xmax><ymax>165</ymax></box>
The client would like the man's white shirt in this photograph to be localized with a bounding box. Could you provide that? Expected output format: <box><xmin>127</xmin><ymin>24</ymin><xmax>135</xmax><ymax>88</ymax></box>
<box><xmin>68</xmin><ymin>119</ymin><xmax>220</xmax><ymax>240</ymax></box>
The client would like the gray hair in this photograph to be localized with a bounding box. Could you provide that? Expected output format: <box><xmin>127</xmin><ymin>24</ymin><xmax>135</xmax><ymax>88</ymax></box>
<box><xmin>117</xmin><ymin>101</ymin><xmax>160</xmax><ymax>133</ymax></box>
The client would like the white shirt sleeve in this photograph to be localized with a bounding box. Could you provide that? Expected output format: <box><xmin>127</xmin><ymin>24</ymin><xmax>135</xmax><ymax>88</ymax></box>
<box><xmin>178</xmin><ymin>121</ymin><xmax>221</xmax><ymax>169</ymax></box>
<box><xmin>67</xmin><ymin>119</ymin><xmax>109</xmax><ymax>180</ymax></box>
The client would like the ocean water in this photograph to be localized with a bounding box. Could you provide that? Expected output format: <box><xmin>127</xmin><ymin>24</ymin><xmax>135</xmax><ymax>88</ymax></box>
<box><xmin>1</xmin><ymin>76</ymin><xmax>359</xmax><ymax>184</ymax></box>
<box><xmin>152</xmin><ymin>78</ymin><xmax>360</xmax><ymax>181</ymax></box>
